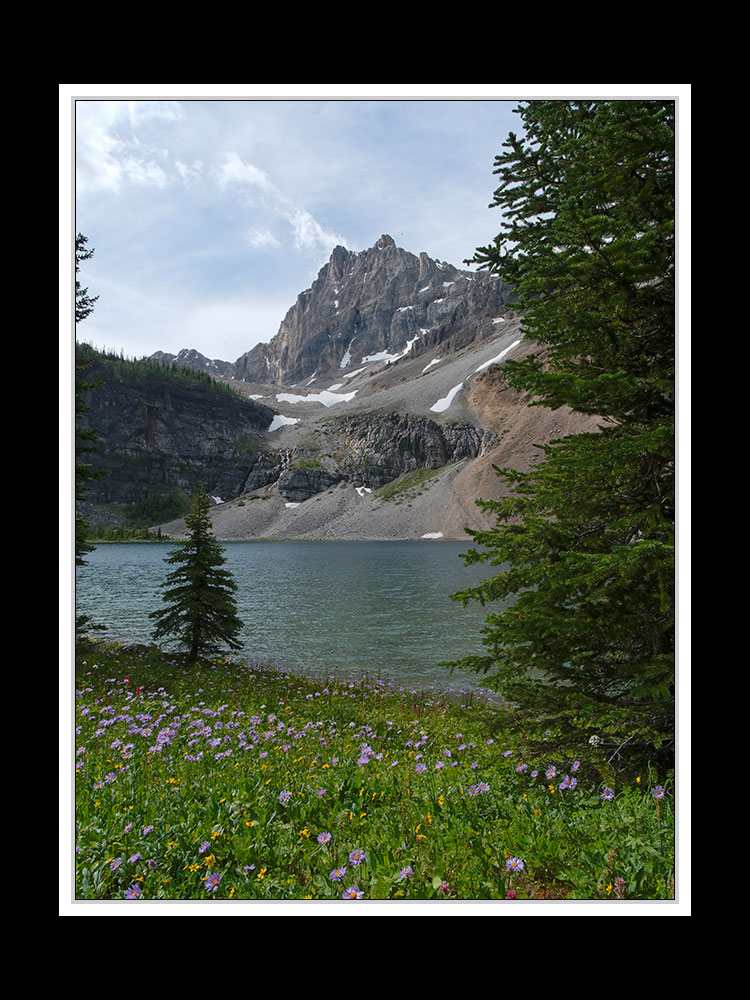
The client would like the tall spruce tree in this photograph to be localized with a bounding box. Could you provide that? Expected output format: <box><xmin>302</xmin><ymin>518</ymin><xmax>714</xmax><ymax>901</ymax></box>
<box><xmin>75</xmin><ymin>233</ymin><xmax>102</xmax><ymax>568</ymax></box>
<box><xmin>150</xmin><ymin>486</ymin><xmax>244</xmax><ymax>662</ymax></box>
<box><xmin>74</xmin><ymin>233</ymin><xmax>109</xmax><ymax>638</ymax></box>
<box><xmin>450</xmin><ymin>100</ymin><xmax>675</xmax><ymax>769</ymax></box>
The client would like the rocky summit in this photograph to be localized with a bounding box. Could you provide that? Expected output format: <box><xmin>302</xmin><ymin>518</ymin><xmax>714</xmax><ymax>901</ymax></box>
<box><xmin>227</xmin><ymin>234</ymin><xmax>515</xmax><ymax>386</ymax></box>
<box><xmin>78</xmin><ymin>236</ymin><xmax>599</xmax><ymax>540</ymax></box>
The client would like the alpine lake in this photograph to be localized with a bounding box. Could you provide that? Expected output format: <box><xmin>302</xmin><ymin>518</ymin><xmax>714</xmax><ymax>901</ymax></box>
<box><xmin>74</xmin><ymin>540</ymin><xmax>505</xmax><ymax>694</ymax></box>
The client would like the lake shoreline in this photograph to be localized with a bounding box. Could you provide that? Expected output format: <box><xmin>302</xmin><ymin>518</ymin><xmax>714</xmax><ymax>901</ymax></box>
<box><xmin>75</xmin><ymin>539</ymin><xmax>496</xmax><ymax>692</ymax></box>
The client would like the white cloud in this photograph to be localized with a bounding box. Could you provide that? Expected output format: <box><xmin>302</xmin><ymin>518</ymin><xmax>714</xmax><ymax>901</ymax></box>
<box><xmin>124</xmin><ymin>100</ymin><xmax>184</xmax><ymax>128</ymax></box>
<box><xmin>216</xmin><ymin>151</ymin><xmax>349</xmax><ymax>257</ymax></box>
<box><xmin>216</xmin><ymin>151</ymin><xmax>272</xmax><ymax>191</ymax></box>
<box><xmin>76</xmin><ymin>100</ymin><xmax>184</xmax><ymax>196</ymax></box>
<box><xmin>289</xmin><ymin>208</ymin><xmax>347</xmax><ymax>255</ymax></box>
<box><xmin>175</xmin><ymin>159</ymin><xmax>203</xmax><ymax>185</ymax></box>
<box><xmin>121</xmin><ymin>157</ymin><xmax>168</xmax><ymax>188</ymax></box>
<box><xmin>245</xmin><ymin>228</ymin><xmax>281</xmax><ymax>250</ymax></box>
<box><xmin>75</xmin><ymin>102</ymin><xmax>126</xmax><ymax>193</ymax></box>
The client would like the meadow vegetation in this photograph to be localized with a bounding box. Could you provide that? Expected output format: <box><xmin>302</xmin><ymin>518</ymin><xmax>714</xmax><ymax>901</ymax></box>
<box><xmin>74</xmin><ymin>640</ymin><xmax>674</xmax><ymax>902</ymax></box>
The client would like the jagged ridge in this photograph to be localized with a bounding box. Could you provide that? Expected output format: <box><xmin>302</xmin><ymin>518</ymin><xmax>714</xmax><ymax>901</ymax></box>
<box><xmin>225</xmin><ymin>235</ymin><xmax>514</xmax><ymax>385</ymax></box>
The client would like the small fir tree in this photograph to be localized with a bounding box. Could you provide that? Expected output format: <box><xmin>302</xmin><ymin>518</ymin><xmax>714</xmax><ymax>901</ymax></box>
<box><xmin>150</xmin><ymin>486</ymin><xmax>244</xmax><ymax>662</ymax></box>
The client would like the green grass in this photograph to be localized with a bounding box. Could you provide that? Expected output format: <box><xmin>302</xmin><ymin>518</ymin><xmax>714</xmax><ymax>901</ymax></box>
<box><xmin>73</xmin><ymin>641</ymin><xmax>675</xmax><ymax>902</ymax></box>
<box><xmin>375</xmin><ymin>467</ymin><xmax>443</xmax><ymax>502</ymax></box>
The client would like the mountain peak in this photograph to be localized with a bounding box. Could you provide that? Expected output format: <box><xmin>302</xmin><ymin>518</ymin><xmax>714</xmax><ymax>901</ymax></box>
<box><xmin>228</xmin><ymin>235</ymin><xmax>514</xmax><ymax>385</ymax></box>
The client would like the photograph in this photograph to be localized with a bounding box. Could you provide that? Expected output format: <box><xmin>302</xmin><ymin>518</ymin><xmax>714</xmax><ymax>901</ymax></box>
<box><xmin>63</xmin><ymin>85</ymin><xmax>688</xmax><ymax>914</ymax></box>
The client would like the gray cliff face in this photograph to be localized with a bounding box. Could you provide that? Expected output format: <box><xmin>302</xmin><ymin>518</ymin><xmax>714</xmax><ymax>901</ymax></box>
<box><xmin>253</xmin><ymin>413</ymin><xmax>493</xmax><ymax>502</ymax></box>
<box><xmin>76</xmin><ymin>349</ymin><xmax>276</xmax><ymax>506</ymax></box>
<box><xmin>228</xmin><ymin>235</ymin><xmax>513</xmax><ymax>385</ymax></box>
<box><xmin>333</xmin><ymin>413</ymin><xmax>493</xmax><ymax>490</ymax></box>
<box><xmin>78</xmin><ymin>237</ymin><xmax>536</xmax><ymax>533</ymax></box>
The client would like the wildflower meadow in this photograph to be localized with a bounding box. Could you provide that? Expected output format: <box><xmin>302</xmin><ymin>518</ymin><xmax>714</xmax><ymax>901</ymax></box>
<box><xmin>73</xmin><ymin>641</ymin><xmax>675</xmax><ymax>903</ymax></box>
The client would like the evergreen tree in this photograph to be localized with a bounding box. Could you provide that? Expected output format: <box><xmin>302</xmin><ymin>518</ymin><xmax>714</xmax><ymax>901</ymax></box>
<box><xmin>75</xmin><ymin>233</ymin><xmax>103</xmax><ymax>568</ymax></box>
<box><xmin>450</xmin><ymin>100</ymin><xmax>675</xmax><ymax>769</ymax></box>
<box><xmin>150</xmin><ymin>486</ymin><xmax>244</xmax><ymax>662</ymax></box>
<box><xmin>74</xmin><ymin>233</ymin><xmax>108</xmax><ymax>637</ymax></box>
<box><xmin>75</xmin><ymin>233</ymin><xmax>99</xmax><ymax>324</ymax></box>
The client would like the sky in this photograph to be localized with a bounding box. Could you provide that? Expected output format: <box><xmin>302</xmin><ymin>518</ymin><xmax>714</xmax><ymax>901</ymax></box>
<box><xmin>63</xmin><ymin>85</ymin><xmax>689</xmax><ymax>364</ymax></box>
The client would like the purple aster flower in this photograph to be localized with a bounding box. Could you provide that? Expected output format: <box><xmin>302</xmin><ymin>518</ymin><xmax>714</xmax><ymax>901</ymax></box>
<box><xmin>342</xmin><ymin>885</ymin><xmax>364</xmax><ymax>899</ymax></box>
<box><xmin>601</xmin><ymin>787</ymin><xmax>615</xmax><ymax>801</ymax></box>
<box><xmin>204</xmin><ymin>872</ymin><xmax>222</xmax><ymax>893</ymax></box>
<box><xmin>415</xmin><ymin>762</ymin><xmax>427</xmax><ymax>773</ymax></box>
<box><xmin>142</xmin><ymin>825</ymin><xmax>154</xmax><ymax>835</ymax></box>
<box><xmin>199</xmin><ymin>841</ymin><xmax>211</xmax><ymax>854</ymax></box>
<box><xmin>330</xmin><ymin>866</ymin><xmax>347</xmax><ymax>881</ymax></box>
<box><xmin>349</xmin><ymin>848</ymin><xmax>365</xmax><ymax>866</ymax></box>
<box><xmin>124</xmin><ymin>884</ymin><xmax>142</xmax><ymax>898</ymax></box>
<box><xmin>506</xmin><ymin>857</ymin><xmax>525</xmax><ymax>873</ymax></box>
<box><xmin>109</xmin><ymin>857</ymin><xmax>122</xmax><ymax>871</ymax></box>
<box><xmin>653</xmin><ymin>785</ymin><xmax>666</xmax><ymax>800</ymax></box>
<box><xmin>279</xmin><ymin>789</ymin><xmax>292</xmax><ymax>805</ymax></box>
<box><xmin>545</xmin><ymin>765</ymin><xmax>557</xmax><ymax>779</ymax></box>
<box><xmin>398</xmin><ymin>866</ymin><xmax>413</xmax><ymax>878</ymax></box>
<box><xmin>317</xmin><ymin>832</ymin><xmax>332</xmax><ymax>844</ymax></box>
<box><xmin>128</xmin><ymin>851</ymin><xmax>141</xmax><ymax>864</ymax></box>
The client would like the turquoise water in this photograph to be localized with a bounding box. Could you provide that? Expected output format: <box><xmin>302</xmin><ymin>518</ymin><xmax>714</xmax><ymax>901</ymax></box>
<box><xmin>74</xmin><ymin>540</ymin><xmax>503</xmax><ymax>691</ymax></box>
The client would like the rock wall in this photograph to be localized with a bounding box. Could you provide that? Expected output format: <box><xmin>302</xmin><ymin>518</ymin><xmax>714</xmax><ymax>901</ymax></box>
<box><xmin>228</xmin><ymin>235</ymin><xmax>514</xmax><ymax>385</ymax></box>
<box><xmin>76</xmin><ymin>350</ymin><xmax>276</xmax><ymax>506</ymax></box>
